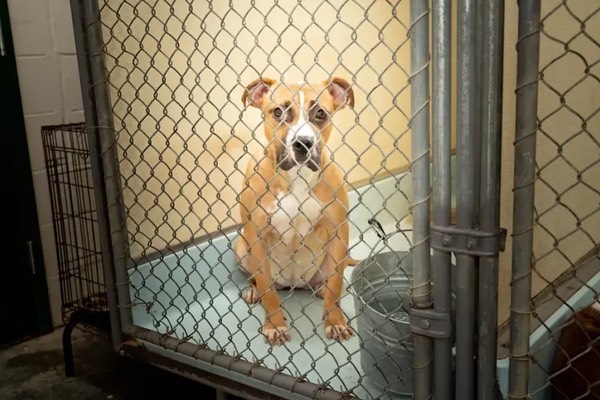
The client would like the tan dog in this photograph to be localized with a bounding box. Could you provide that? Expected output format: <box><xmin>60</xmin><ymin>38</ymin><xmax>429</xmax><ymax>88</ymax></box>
<box><xmin>234</xmin><ymin>76</ymin><xmax>356</xmax><ymax>346</ymax></box>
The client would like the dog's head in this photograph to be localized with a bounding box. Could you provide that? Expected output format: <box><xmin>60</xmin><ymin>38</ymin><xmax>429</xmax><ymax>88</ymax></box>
<box><xmin>242</xmin><ymin>76</ymin><xmax>354</xmax><ymax>171</ymax></box>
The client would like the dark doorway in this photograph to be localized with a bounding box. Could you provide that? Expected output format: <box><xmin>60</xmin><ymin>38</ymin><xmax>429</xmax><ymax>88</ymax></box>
<box><xmin>0</xmin><ymin>1</ymin><xmax>53</xmax><ymax>347</ymax></box>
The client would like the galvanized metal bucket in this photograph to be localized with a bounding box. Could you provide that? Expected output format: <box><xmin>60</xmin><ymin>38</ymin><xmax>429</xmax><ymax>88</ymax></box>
<box><xmin>349</xmin><ymin>250</ymin><xmax>415</xmax><ymax>397</ymax></box>
<box><xmin>348</xmin><ymin>220</ymin><xmax>455</xmax><ymax>398</ymax></box>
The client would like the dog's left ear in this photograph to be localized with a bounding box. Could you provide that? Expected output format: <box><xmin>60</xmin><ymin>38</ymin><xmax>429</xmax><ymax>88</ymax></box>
<box><xmin>325</xmin><ymin>77</ymin><xmax>354</xmax><ymax>110</ymax></box>
<box><xmin>242</xmin><ymin>77</ymin><xmax>275</xmax><ymax>108</ymax></box>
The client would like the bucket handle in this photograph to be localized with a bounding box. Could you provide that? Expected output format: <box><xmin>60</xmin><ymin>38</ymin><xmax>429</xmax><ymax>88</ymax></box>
<box><xmin>367</xmin><ymin>217</ymin><xmax>387</xmax><ymax>239</ymax></box>
<box><xmin>367</xmin><ymin>217</ymin><xmax>412</xmax><ymax>241</ymax></box>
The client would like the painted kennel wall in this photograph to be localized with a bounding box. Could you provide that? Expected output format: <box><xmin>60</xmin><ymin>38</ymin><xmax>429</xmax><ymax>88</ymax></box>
<box><xmin>96</xmin><ymin>0</ymin><xmax>598</xmax><ymax>326</ymax></box>
<box><xmin>7</xmin><ymin>0</ymin><xmax>85</xmax><ymax>327</ymax></box>
<box><xmin>99</xmin><ymin>0</ymin><xmax>462</xmax><ymax>261</ymax></box>
<box><xmin>497</xmin><ymin>0</ymin><xmax>600</xmax><ymax>324</ymax></box>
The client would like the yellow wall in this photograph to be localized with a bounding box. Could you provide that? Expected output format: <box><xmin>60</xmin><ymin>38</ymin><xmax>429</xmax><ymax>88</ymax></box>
<box><xmin>497</xmin><ymin>0</ymin><xmax>600</xmax><ymax>324</ymax></box>
<box><xmin>97</xmin><ymin>0</ymin><xmax>598</xmax><ymax>325</ymax></box>
<box><xmin>100</xmin><ymin>0</ymin><xmax>416</xmax><ymax>259</ymax></box>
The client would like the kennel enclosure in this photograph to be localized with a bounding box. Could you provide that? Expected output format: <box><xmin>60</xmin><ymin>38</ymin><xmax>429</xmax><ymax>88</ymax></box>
<box><xmin>69</xmin><ymin>0</ymin><xmax>600</xmax><ymax>399</ymax></box>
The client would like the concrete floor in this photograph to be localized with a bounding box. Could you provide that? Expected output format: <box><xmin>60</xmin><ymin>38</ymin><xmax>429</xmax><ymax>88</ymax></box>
<box><xmin>0</xmin><ymin>327</ymin><xmax>220</xmax><ymax>399</ymax></box>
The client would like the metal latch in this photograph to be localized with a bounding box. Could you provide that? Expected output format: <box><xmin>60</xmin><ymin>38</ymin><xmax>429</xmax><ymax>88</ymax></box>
<box><xmin>0</xmin><ymin>18</ymin><xmax>5</xmax><ymax>57</ymax></box>
<box><xmin>430</xmin><ymin>225</ymin><xmax>507</xmax><ymax>256</ymax></box>
<box><xmin>26</xmin><ymin>241</ymin><xmax>36</xmax><ymax>275</ymax></box>
<box><xmin>409</xmin><ymin>307</ymin><xmax>452</xmax><ymax>339</ymax></box>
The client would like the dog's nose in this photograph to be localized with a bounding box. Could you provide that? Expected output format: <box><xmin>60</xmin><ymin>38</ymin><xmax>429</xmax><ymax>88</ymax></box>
<box><xmin>292</xmin><ymin>137</ymin><xmax>314</xmax><ymax>155</ymax></box>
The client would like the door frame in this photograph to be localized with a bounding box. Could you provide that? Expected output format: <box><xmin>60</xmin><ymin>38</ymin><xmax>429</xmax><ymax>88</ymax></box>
<box><xmin>0</xmin><ymin>0</ymin><xmax>53</xmax><ymax>346</ymax></box>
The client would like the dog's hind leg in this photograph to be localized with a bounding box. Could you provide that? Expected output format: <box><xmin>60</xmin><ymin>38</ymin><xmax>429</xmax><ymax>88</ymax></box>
<box><xmin>234</xmin><ymin>235</ymin><xmax>260</xmax><ymax>304</ymax></box>
<box><xmin>308</xmin><ymin>270</ymin><xmax>326</xmax><ymax>299</ymax></box>
<box><xmin>242</xmin><ymin>282</ymin><xmax>260</xmax><ymax>304</ymax></box>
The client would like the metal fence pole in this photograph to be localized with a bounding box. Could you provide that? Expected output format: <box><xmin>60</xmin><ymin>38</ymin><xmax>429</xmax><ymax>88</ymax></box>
<box><xmin>508</xmin><ymin>1</ymin><xmax>542</xmax><ymax>399</ymax></box>
<box><xmin>473</xmin><ymin>0</ymin><xmax>484</xmax><ymax>230</ymax></box>
<box><xmin>477</xmin><ymin>0</ymin><xmax>505</xmax><ymax>398</ymax></box>
<box><xmin>69</xmin><ymin>0</ymin><xmax>122</xmax><ymax>350</ymax></box>
<box><xmin>409</xmin><ymin>0</ymin><xmax>432</xmax><ymax>398</ymax></box>
<box><xmin>455</xmin><ymin>0</ymin><xmax>478</xmax><ymax>398</ymax></box>
<box><xmin>80</xmin><ymin>0</ymin><xmax>133</xmax><ymax>333</ymax></box>
<box><xmin>431</xmin><ymin>0</ymin><xmax>453</xmax><ymax>398</ymax></box>
<box><xmin>472</xmin><ymin>0</ymin><xmax>484</xmax><ymax>341</ymax></box>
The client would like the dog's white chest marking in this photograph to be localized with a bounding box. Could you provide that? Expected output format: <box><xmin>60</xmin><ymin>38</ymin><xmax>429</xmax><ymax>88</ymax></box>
<box><xmin>268</xmin><ymin>167</ymin><xmax>325</xmax><ymax>287</ymax></box>
<box><xmin>271</xmin><ymin>167</ymin><xmax>321</xmax><ymax>244</ymax></box>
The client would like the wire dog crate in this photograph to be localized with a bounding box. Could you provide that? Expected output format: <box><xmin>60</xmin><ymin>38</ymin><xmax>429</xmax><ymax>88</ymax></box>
<box><xmin>42</xmin><ymin>122</ymin><xmax>111</xmax><ymax>376</ymax></box>
<box><xmin>67</xmin><ymin>0</ymin><xmax>600</xmax><ymax>399</ymax></box>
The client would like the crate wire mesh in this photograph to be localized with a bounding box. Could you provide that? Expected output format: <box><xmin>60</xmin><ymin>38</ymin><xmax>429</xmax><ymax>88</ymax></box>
<box><xmin>81</xmin><ymin>1</ymin><xmax>430</xmax><ymax>398</ymax></box>
<box><xmin>509</xmin><ymin>1</ymin><xmax>600</xmax><ymax>399</ymax></box>
<box><xmin>42</xmin><ymin>123</ymin><xmax>108</xmax><ymax>324</ymax></box>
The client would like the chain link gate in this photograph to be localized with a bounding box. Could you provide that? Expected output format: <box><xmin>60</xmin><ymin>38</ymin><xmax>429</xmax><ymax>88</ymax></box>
<box><xmin>71</xmin><ymin>0</ymin><xmax>436</xmax><ymax>398</ymax></box>
<box><xmin>68</xmin><ymin>0</ymin><xmax>514</xmax><ymax>399</ymax></box>
<box><xmin>507</xmin><ymin>1</ymin><xmax>600</xmax><ymax>400</ymax></box>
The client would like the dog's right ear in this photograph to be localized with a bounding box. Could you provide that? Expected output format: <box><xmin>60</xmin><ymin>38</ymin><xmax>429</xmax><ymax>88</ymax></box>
<box><xmin>242</xmin><ymin>77</ymin><xmax>275</xmax><ymax>108</ymax></box>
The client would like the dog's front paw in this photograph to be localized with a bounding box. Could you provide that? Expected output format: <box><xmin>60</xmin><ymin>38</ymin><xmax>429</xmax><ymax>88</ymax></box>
<box><xmin>325</xmin><ymin>323</ymin><xmax>355</xmax><ymax>341</ymax></box>
<box><xmin>263</xmin><ymin>325</ymin><xmax>290</xmax><ymax>346</ymax></box>
<box><xmin>323</xmin><ymin>306</ymin><xmax>354</xmax><ymax>341</ymax></box>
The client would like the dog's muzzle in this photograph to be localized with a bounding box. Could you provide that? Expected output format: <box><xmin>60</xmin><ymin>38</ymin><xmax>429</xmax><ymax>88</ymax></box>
<box><xmin>292</xmin><ymin>136</ymin><xmax>314</xmax><ymax>157</ymax></box>
<box><xmin>277</xmin><ymin>135</ymin><xmax>320</xmax><ymax>172</ymax></box>
<box><xmin>291</xmin><ymin>136</ymin><xmax>320</xmax><ymax>171</ymax></box>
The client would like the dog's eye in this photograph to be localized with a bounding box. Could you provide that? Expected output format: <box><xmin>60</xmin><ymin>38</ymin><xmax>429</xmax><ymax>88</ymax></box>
<box><xmin>273</xmin><ymin>107</ymin><xmax>283</xmax><ymax>118</ymax></box>
<box><xmin>315</xmin><ymin>109</ymin><xmax>327</xmax><ymax>120</ymax></box>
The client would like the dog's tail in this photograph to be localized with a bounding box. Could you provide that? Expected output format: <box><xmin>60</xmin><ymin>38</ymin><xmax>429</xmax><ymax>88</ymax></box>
<box><xmin>346</xmin><ymin>257</ymin><xmax>362</xmax><ymax>266</ymax></box>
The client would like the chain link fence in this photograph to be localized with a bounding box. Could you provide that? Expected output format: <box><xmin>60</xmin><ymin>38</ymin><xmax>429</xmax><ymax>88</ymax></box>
<box><xmin>76</xmin><ymin>1</ymin><xmax>436</xmax><ymax>398</ymax></box>
<box><xmin>71</xmin><ymin>0</ymin><xmax>600</xmax><ymax>398</ymax></box>
<box><xmin>509</xmin><ymin>1</ymin><xmax>600</xmax><ymax>399</ymax></box>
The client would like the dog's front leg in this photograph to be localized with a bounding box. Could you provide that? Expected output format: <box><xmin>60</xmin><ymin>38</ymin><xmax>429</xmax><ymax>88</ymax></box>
<box><xmin>320</xmin><ymin>221</ymin><xmax>354</xmax><ymax>341</ymax></box>
<box><xmin>242</xmin><ymin>223</ymin><xmax>290</xmax><ymax>345</ymax></box>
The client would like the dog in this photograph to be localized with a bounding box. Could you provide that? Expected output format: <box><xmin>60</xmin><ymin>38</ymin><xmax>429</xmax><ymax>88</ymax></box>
<box><xmin>549</xmin><ymin>299</ymin><xmax>600</xmax><ymax>399</ymax></box>
<box><xmin>234</xmin><ymin>76</ymin><xmax>356</xmax><ymax>346</ymax></box>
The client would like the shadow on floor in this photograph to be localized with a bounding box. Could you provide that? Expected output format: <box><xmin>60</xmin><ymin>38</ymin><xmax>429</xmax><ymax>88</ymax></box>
<box><xmin>0</xmin><ymin>327</ymin><xmax>223</xmax><ymax>400</ymax></box>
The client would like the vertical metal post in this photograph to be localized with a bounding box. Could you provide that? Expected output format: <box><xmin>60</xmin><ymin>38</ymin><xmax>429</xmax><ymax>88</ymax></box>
<box><xmin>473</xmin><ymin>0</ymin><xmax>484</xmax><ymax>229</ymax></box>
<box><xmin>477</xmin><ymin>0</ymin><xmax>505</xmax><ymax>398</ymax></box>
<box><xmin>69</xmin><ymin>0</ymin><xmax>122</xmax><ymax>349</ymax></box>
<box><xmin>80</xmin><ymin>0</ymin><xmax>133</xmax><ymax>333</ymax></box>
<box><xmin>455</xmin><ymin>0</ymin><xmax>478</xmax><ymax>398</ymax></box>
<box><xmin>431</xmin><ymin>0</ymin><xmax>453</xmax><ymax>398</ymax></box>
<box><xmin>509</xmin><ymin>1</ymin><xmax>541</xmax><ymax>399</ymax></box>
<box><xmin>472</xmin><ymin>0</ymin><xmax>484</xmax><ymax>340</ymax></box>
<box><xmin>409</xmin><ymin>1</ymin><xmax>432</xmax><ymax>399</ymax></box>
